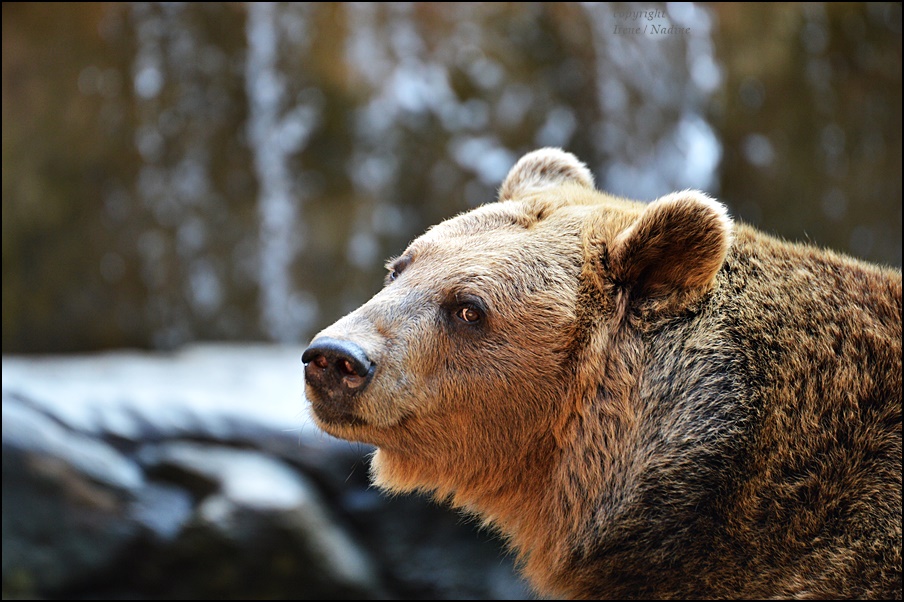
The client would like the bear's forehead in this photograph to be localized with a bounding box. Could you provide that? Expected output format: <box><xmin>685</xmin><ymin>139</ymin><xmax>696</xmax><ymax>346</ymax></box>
<box><xmin>411</xmin><ymin>203</ymin><xmax>562</xmax><ymax>257</ymax></box>
<box><xmin>420</xmin><ymin>190</ymin><xmax>640</xmax><ymax>240</ymax></box>
<box><xmin>398</xmin><ymin>193</ymin><xmax>642</xmax><ymax>276</ymax></box>
<box><xmin>429</xmin><ymin>202</ymin><xmax>538</xmax><ymax>237</ymax></box>
<box><xmin>406</xmin><ymin>228</ymin><xmax>545</xmax><ymax>269</ymax></box>
<box><xmin>391</xmin><ymin>201</ymin><xmax>585</xmax><ymax>287</ymax></box>
<box><xmin>421</xmin><ymin>197</ymin><xmax>593</xmax><ymax>239</ymax></box>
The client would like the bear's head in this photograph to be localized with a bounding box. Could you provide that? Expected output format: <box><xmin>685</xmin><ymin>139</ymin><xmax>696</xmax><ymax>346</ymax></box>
<box><xmin>303</xmin><ymin>148</ymin><xmax>732</xmax><ymax>520</ymax></box>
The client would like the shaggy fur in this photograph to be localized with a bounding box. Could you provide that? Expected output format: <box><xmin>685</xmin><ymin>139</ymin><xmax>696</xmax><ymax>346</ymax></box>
<box><xmin>304</xmin><ymin>148</ymin><xmax>902</xmax><ymax>599</ymax></box>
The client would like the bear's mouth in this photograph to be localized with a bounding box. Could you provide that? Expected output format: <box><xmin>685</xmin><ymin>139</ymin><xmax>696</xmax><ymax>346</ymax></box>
<box><xmin>307</xmin><ymin>390</ymin><xmax>367</xmax><ymax>428</ymax></box>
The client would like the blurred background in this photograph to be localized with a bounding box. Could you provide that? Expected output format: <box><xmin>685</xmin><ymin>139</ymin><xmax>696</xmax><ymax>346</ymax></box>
<box><xmin>3</xmin><ymin>1</ymin><xmax>900</xmax><ymax>354</ymax></box>
<box><xmin>2</xmin><ymin>2</ymin><xmax>901</xmax><ymax>599</ymax></box>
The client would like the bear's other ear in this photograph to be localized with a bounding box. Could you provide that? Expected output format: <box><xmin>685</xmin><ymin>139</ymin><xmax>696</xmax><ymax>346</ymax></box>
<box><xmin>610</xmin><ymin>190</ymin><xmax>732</xmax><ymax>301</ymax></box>
<box><xmin>499</xmin><ymin>147</ymin><xmax>595</xmax><ymax>201</ymax></box>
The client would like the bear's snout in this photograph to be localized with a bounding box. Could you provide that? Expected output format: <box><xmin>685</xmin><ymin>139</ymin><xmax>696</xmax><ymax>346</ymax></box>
<box><xmin>303</xmin><ymin>337</ymin><xmax>375</xmax><ymax>419</ymax></box>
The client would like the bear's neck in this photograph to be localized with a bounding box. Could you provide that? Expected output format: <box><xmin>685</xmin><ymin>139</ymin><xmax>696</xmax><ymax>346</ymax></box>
<box><xmin>371</xmin><ymin>422</ymin><xmax>618</xmax><ymax>598</ymax></box>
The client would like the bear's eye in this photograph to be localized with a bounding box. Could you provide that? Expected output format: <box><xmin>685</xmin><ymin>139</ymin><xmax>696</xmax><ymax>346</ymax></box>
<box><xmin>385</xmin><ymin>254</ymin><xmax>412</xmax><ymax>285</ymax></box>
<box><xmin>444</xmin><ymin>294</ymin><xmax>487</xmax><ymax>329</ymax></box>
<box><xmin>384</xmin><ymin>255</ymin><xmax>411</xmax><ymax>284</ymax></box>
<box><xmin>455</xmin><ymin>305</ymin><xmax>483</xmax><ymax>324</ymax></box>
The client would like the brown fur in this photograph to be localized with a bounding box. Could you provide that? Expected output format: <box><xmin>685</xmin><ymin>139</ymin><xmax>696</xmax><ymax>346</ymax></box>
<box><xmin>304</xmin><ymin>148</ymin><xmax>902</xmax><ymax>599</ymax></box>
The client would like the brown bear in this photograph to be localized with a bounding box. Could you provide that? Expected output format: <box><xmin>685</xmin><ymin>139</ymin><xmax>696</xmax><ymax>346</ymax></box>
<box><xmin>303</xmin><ymin>148</ymin><xmax>902</xmax><ymax>599</ymax></box>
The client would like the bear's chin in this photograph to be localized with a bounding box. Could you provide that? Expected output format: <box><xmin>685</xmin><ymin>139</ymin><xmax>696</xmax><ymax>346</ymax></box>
<box><xmin>309</xmin><ymin>401</ymin><xmax>364</xmax><ymax>428</ymax></box>
<box><xmin>315</xmin><ymin>418</ymin><xmax>369</xmax><ymax>440</ymax></box>
<box><xmin>310</xmin><ymin>410</ymin><xmax>399</xmax><ymax>450</ymax></box>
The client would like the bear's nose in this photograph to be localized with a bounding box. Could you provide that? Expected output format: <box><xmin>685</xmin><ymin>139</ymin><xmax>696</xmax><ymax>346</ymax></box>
<box><xmin>302</xmin><ymin>337</ymin><xmax>374</xmax><ymax>396</ymax></box>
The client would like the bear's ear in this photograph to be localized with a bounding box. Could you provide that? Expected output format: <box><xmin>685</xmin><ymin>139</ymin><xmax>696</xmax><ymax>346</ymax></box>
<box><xmin>499</xmin><ymin>147</ymin><xmax>595</xmax><ymax>201</ymax></box>
<box><xmin>610</xmin><ymin>190</ymin><xmax>732</xmax><ymax>302</ymax></box>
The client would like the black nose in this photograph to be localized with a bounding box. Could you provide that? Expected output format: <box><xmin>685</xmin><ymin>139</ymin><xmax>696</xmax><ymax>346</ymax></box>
<box><xmin>302</xmin><ymin>337</ymin><xmax>374</xmax><ymax>397</ymax></box>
